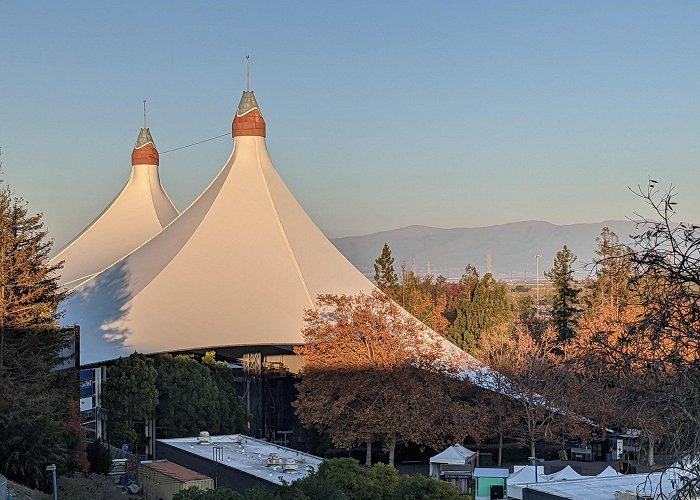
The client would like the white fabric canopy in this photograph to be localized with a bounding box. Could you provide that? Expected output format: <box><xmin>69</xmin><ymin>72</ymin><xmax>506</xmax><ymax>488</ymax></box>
<box><xmin>429</xmin><ymin>445</ymin><xmax>476</xmax><ymax>465</ymax></box>
<box><xmin>596</xmin><ymin>465</ymin><xmax>619</xmax><ymax>477</ymax></box>
<box><xmin>508</xmin><ymin>465</ymin><xmax>547</xmax><ymax>484</ymax></box>
<box><xmin>547</xmin><ymin>465</ymin><xmax>583</xmax><ymax>481</ymax></box>
<box><xmin>51</xmin><ymin>127</ymin><xmax>178</xmax><ymax>288</ymax></box>
<box><xmin>63</xmin><ymin>91</ymin><xmax>479</xmax><ymax>368</ymax></box>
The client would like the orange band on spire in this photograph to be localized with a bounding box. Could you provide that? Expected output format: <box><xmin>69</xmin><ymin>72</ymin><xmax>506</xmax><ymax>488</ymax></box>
<box><xmin>132</xmin><ymin>143</ymin><xmax>160</xmax><ymax>166</ymax></box>
<box><xmin>233</xmin><ymin>109</ymin><xmax>266</xmax><ymax>137</ymax></box>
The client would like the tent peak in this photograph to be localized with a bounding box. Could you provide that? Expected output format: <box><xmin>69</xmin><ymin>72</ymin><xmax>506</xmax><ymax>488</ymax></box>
<box><xmin>132</xmin><ymin>128</ymin><xmax>159</xmax><ymax>166</ymax></box>
<box><xmin>233</xmin><ymin>91</ymin><xmax>266</xmax><ymax>137</ymax></box>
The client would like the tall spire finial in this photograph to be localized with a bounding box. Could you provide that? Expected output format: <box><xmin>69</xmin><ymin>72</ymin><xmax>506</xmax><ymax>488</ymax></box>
<box><xmin>246</xmin><ymin>55</ymin><xmax>250</xmax><ymax>92</ymax></box>
<box><xmin>143</xmin><ymin>100</ymin><xmax>147</xmax><ymax>128</ymax></box>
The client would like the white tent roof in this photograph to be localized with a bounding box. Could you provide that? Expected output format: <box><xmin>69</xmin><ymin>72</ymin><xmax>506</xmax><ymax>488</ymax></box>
<box><xmin>595</xmin><ymin>465</ymin><xmax>619</xmax><ymax>477</ymax></box>
<box><xmin>64</xmin><ymin>91</ymin><xmax>472</xmax><ymax>366</ymax></box>
<box><xmin>547</xmin><ymin>465</ymin><xmax>583</xmax><ymax>481</ymax></box>
<box><xmin>508</xmin><ymin>465</ymin><xmax>547</xmax><ymax>484</ymax></box>
<box><xmin>50</xmin><ymin>127</ymin><xmax>178</xmax><ymax>288</ymax></box>
<box><xmin>430</xmin><ymin>445</ymin><xmax>476</xmax><ymax>465</ymax></box>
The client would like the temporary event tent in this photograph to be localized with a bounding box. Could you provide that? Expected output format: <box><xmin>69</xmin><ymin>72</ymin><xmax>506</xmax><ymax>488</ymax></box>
<box><xmin>50</xmin><ymin>125</ymin><xmax>178</xmax><ymax>288</ymax></box>
<box><xmin>429</xmin><ymin>444</ymin><xmax>477</xmax><ymax>479</ymax></box>
<box><xmin>596</xmin><ymin>465</ymin><xmax>620</xmax><ymax>477</ymax></box>
<box><xmin>547</xmin><ymin>465</ymin><xmax>583</xmax><ymax>481</ymax></box>
<box><xmin>508</xmin><ymin>465</ymin><xmax>547</xmax><ymax>484</ymax></box>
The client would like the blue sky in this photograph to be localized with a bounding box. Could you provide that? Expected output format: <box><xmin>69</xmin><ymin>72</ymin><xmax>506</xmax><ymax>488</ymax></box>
<box><xmin>1</xmin><ymin>1</ymin><xmax>699</xmax><ymax>247</ymax></box>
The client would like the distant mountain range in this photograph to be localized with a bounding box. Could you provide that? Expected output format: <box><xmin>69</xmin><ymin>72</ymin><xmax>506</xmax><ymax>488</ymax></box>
<box><xmin>330</xmin><ymin>220</ymin><xmax>637</xmax><ymax>282</ymax></box>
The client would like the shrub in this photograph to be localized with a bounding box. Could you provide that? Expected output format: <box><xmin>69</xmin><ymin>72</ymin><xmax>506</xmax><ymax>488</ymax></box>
<box><xmin>86</xmin><ymin>439</ymin><xmax>113</xmax><ymax>475</ymax></box>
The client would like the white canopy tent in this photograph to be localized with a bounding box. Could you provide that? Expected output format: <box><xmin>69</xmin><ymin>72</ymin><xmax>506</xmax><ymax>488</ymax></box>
<box><xmin>547</xmin><ymin>465</ymin><xmax>583</xmax><ymax>481</ymax></box>
<box><xmin>508</xmin><ymin>465</ymin><xmax>547</xmax><ymax>484</ymax></box>
<box><xmin>50</xmin><ymin>126</ymin><xmax>178</xmax><ymax>288</ymax></box>
<box><xmin>429</xmin><ymin>445</ymin><xmax>477</xmax><ymax>479</ymax></box>
<box><xmin>596</xmin><ymin>465</ymin><xmax>620</xmax><ymax>477</ymax></box>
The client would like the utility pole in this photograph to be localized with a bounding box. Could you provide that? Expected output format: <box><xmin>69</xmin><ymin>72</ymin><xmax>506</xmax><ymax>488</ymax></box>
<box><xmin>534</xmin><ymin>255</ymin><xmax>541</xmax><ymax>316</ymax></box>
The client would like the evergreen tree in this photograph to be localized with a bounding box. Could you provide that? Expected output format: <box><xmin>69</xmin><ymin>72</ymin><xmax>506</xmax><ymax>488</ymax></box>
<box><xmin>0</xmin><ymin>180</ymin><xmax>78</xmax><ymax>489</ymax></box>
<box><xmin>102</xmin><ymin>353</ymin><xmax>159</xmax><ymax>452</ymax></box>
<box><xmin>155</xmin><ymin>354</ymin><xmax>221</xmax><ymax>438</ymax></box>
<box><xmin>373</xmin><ymin>243</ymin><xmax>398</xmax><ymax>294</ymax></box>
<box><xmin>155</xmin><ymin>354</ymin><xmax>248</xmax><ymax>438</ymax></box>
<box><xmin>448</xmin><ymin>266</ymin><xmax>479</xmax><ymax>350</ymax></box>
<box><xmin>466</xmin><ymin>273</ymin><xmax>513</xmax><ymax>346</ymax></box>
<box><xmin>103</xmin><ymin>352</ymin><xmax>248</xmax><ymax>449</ymax></box>
<box><xmin>447</xmin><ymin>267</ymin><xmax>513</xmax><ymax>351</ymax></box>
<box><xmin>205</xmin><ymin>352</ymin><xmax>249</xmax><ymax>434</ymax></box>
<box><xmin>584</xmin><ymin>227</ymin><xmax>634</xmax><ymax>318</ymax></box>
<box><xmin>545</xmin><ymin>245</ymin><xmax>581</xmax><ymax>342</ymax></box>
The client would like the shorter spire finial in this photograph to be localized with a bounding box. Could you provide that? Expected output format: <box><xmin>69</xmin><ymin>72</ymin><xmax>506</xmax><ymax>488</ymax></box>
<box><xmin>246</xmin><ymin>55</ymin><xmax>250</xmax><ymax>92</ymax></box>
<box><xmin>143</xmin><ymin>100</ymin><xmax>147</xmax><ymax>128</ymax></box>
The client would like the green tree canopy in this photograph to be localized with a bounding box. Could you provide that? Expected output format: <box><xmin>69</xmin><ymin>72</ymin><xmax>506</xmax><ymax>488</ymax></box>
<box><xmin>373</xmin><ymin>243</ymin><xmax>398</xmax><ymax>294</ymax></box>
<box><xmin>155</xmin><ymin>354</ymin><xmax>222</xmax><ymax>438</ymax></box>
<box><xmin>0</xmin><ymin>180</ymin><xmax>78</xmax><ymax>489</ymax></box>
<box><xmin>583</xmin><ymin>227</ymin><xmax>635</xmax><ymax>318</ymax></box>
<box><xmin>447</xmin><ymin>266</ymin><xmax>514</xmax><ymax>351</ymax></box>
<box><xmin>545</xmin><ymin>245</ymin><xmax>581</xmax><ymax>343</ymax></box>
<box><xmin>103</xmin><ymin>352</ymin><xmax>248</xmax><ymax>450</ymax></box>
<box><xmin>102</xmin><ymin>353</ymin><xmax>159</xmax><ymax>452</ymax></box>
<box><xmin>155</xmin><ymin>353</ymin><xmax>249</xmax><ymax>438</ymax></box>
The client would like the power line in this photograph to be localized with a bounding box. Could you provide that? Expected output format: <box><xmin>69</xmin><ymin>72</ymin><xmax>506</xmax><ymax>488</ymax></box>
<box><xmin>160</xmin><ymin>132</ymin><xmax>230</xmax><ymax>154</ymax></box>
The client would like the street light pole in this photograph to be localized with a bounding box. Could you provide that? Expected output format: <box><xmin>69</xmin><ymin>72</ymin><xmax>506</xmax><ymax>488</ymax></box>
<box><xmin>534</xmin><ymin>255</ymin><xmax>541</xmax><ymax>316</ymax></box>
<box><xmin>528</xmin><ymin>456</ymin><xmax>544</xmax><ymax>483</ymax></box>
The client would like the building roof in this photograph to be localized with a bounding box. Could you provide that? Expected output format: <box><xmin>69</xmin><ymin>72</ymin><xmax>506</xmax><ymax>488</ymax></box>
<box><xmin>158</xmin><ymin>434</ymin><xmax>324</xmax><ymax>486</ymax></box>
<box><xmin>521</xmin><ymin>472</ymin><xmax>679</xmax><ymax>500</ymax></box>
<box><xmin>50</xmin><ymin>125</ymin><xmax>178</xmax><ymax>289</ymax></box>
<box><xmin>474</xmin><ymin>468</ymin><xmax>509</xmax><ymax>478</ymax></box>
<box><xmin>141</xmin><ymin>460</ymin><xmax>210</xmax><ymax>483</ymax></box>
<box><xmin>63</xmin><ymin>88</ymin><xmax>475</xmax><ymax>369</ymax></box>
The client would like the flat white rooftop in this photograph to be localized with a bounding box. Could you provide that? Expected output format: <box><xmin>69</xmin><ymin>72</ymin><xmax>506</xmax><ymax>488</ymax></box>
<box><xmin>520</xmin><ymin>472</ymin><xmax>679</xmax><ymax>500</ymax></box>
<box><xmin>158</xmin><ymin>434</ymin><xmax>324</xmax><ymax>486</ymax></box>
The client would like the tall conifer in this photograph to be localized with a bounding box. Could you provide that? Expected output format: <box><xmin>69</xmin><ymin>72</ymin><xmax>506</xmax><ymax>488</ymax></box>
<box><xmin>545</xmin><ymin>245</ymin><xmax>580</xmax><ymax>342</ymax></box>
<box><xmin>0</xmin><ymin>179</ymin><xmax>77</xmax><ymax>488</ymax></box>
<box><xmin>373</xmin><ymin>243</ymin><xmax>398</xmax><ymax>294</ymax></box>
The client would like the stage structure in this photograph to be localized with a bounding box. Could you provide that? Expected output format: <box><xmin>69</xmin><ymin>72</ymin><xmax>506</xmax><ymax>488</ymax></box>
<box><xmin>50</xmin><ymin>117</ymin><xmax>179</xmax><ymax>288</ymax></box>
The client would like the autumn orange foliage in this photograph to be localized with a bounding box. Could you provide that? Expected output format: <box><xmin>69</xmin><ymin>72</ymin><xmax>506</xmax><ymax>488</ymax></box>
<box><xmin>294</xmin><ymin>290</ymin><xmax>474</xmax><ymax>465</ymax></box>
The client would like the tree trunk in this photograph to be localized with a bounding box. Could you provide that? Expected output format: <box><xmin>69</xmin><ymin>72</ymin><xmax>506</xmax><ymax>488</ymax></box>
<box><xmin>498</xmin><ymin>432</ymin><xmax>503</xmax><ymax>466</ymax></box>
<box><xmin>388</xmin><ymin>434</ymin><xmax>396</xmax><ymax>467</ymax></box>
<box><xmin>647</xmin><ymin>435</ymin><xmax>655</xmax><ymax>467</ymax></box>
<box><xmin>365</xmin><ymin>440</ymin><xmax>372</xmax><ymax>467</ymax></box>
<box><xmin>530</xmin><ymin>438</ymin><xmax>536</xmax><ymax>459</ymax></box>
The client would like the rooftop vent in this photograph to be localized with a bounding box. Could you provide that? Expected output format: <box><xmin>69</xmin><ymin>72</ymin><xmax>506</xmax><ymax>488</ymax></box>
<box><xmin>197</xmin><ymin>431</ymin><xmax>211</xmax><ymax>445</ymax></box>
<box><xmin>282</xmin><ymin>458</ymin><xmax>298</xmax><ymax>473</ymax></box>
<box><xmin>266</xmin><ymin>453</ymin><xmax>281</xmax><ymax>466</ymax></box>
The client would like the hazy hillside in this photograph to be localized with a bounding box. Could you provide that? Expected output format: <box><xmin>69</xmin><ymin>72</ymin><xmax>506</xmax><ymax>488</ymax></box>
<box><xmin>331</xmin><ymin>220</ymin><xmax>637</xmax><ymax>281</ymax></box>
